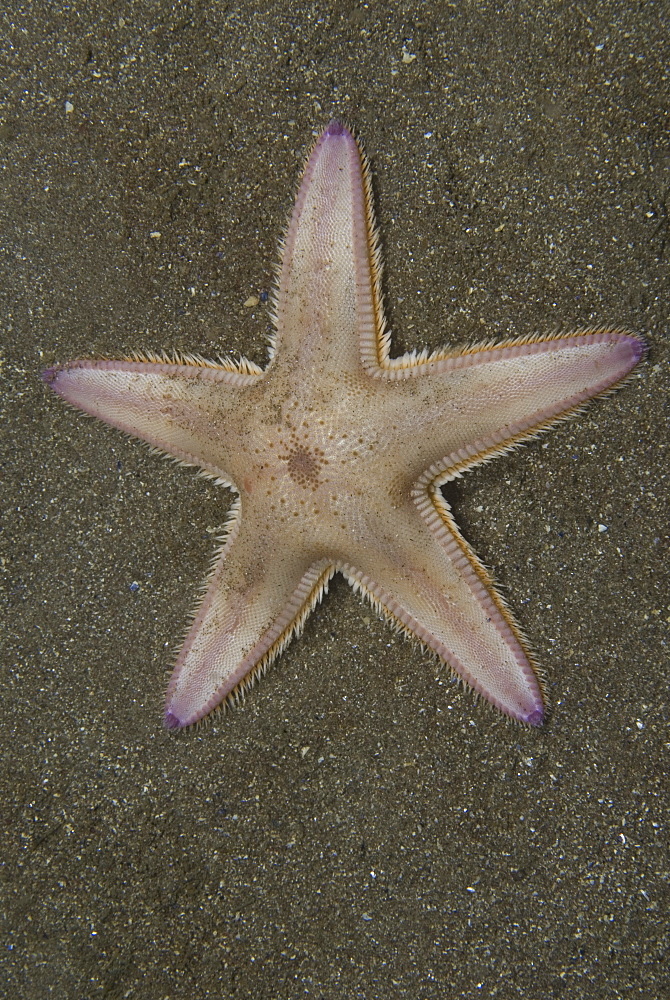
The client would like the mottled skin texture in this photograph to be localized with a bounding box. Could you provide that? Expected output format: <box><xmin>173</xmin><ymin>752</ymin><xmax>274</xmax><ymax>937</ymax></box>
<box><xmin>44</xmin><ymin>121</ymin><xmax>646</xmax><ymax>729</ymax></box>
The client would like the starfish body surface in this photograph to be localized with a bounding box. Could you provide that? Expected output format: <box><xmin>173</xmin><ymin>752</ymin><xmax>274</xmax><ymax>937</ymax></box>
<box><xmin>44</xmin><ymin>121</ymin><xmax>645</xmax><ymax>729</ymax></box>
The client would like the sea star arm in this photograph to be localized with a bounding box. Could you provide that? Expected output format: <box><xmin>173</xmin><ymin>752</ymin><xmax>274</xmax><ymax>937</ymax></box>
<box><xmin>42</xmin><ymin>356</ymin><xmax>260</xmax><ymax>481</ymax></box>
<box><xmin>164</xmin><ymin>509</ymin><xmax>334</xmax><ymax>728</ymax></box>
<box><xmin>383</xmin><ymin>329</ymin><xmax>646</xmax><ymax>482</ymax></box>
<box><xmin>271</xmin><ymin>120</ymin><xmax>388</xmax><ymax>375</ymax></box>
<box><xmin>340</xmin><ymin>493</ymin><xmax>545</xmax><ymax>725</ymax></box>
<box><xmin>337</xmin><ymin>328</ymin><xmax>644</xmax><ymax>724</ymax></box>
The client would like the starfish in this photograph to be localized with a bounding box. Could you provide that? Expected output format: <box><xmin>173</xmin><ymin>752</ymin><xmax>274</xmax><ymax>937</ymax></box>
<box><xmin>43</xmin><ymin>120</ymin><xmax>646</xmax><ymax>730</ymax></box>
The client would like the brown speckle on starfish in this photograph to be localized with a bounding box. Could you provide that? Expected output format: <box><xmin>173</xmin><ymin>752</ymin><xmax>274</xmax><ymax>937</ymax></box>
<box><xmin>43</xmin><ymin>120</ymin><xmax>646</xmax><ymax>729</ymax></box>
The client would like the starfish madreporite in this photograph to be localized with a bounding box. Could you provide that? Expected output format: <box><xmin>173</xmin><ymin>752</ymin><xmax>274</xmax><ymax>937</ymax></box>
<box><xmin>44</xmin><ymin>120</ymin><xmax>646</xmax><ymax>729</ymax></box>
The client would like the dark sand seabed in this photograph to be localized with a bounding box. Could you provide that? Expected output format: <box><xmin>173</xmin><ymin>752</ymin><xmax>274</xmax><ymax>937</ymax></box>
<box><xmin>1</xmin><ymin>2</ymin><xmax>668</xmax><ymax>997</ymax></box>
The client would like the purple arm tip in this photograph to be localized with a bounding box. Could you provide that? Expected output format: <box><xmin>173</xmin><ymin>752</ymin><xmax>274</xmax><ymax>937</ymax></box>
<box><xmin>326</xmin><ymin>120</ymin><xmax>346</xmax><ymax>137</ymax></box>
<box><xmin>164</xmin><ymin>711</ymin><xmax>183</xmax><ymax>730</ymax></box>
<box><xmin>525</xmin><ymin>708</ymin><xmax>545</xmax><ymax>728</ymax></box>
<box><xmin>630</xmin><ymin>334</ymin><xmax>648</xmax><ymax>364</ymax></box>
